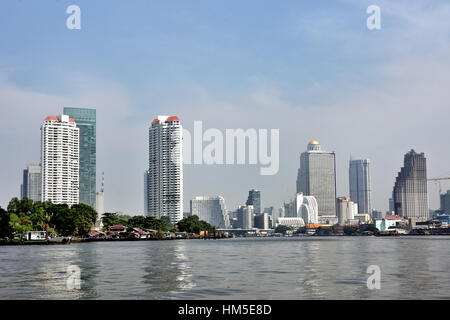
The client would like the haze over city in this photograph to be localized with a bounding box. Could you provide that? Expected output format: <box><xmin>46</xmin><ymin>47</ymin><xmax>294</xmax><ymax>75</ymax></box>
<box><xmin>1</xmin><ymin>0</ymin><xmax>450</xmax><ymax>214</ymax></box>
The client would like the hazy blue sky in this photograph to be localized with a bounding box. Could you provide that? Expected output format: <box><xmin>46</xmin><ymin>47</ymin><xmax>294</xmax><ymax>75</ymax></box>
<box><xmin>1</xmin><ymin>0</ymin><xmax>450</xmax><ymax>214</ymax></box>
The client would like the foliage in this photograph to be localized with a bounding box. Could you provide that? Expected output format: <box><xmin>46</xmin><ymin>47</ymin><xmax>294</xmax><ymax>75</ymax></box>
<box><xmin>176</xmin><ymin>215</ymin><xmax>214</xmax><ymax>234</ymax></box>
<box><xmin>117</xmin><ymin>214</ymin><xmax>132</xmax><ymax>223</ymax></box>
<box><xmin>0</xmin><ymin>207</ymin><xmax>13</xmax><ymax>239</ymax></box>
<box><xmin>160</xmin><ymin>216</ymin><xmax>176</xmax><ymax>232</ymax></box>
<box><xmin>70</xmin><ymin>203</ymin><xmax>98</xmax><ymax>236</ymax></box>
<box><xmin>274</xmin><ymin>225</ymin><xmax>293</xmax><ymax>234</ymax></box>
<box><xmin>343</xmin><ymin>225</ymin><xmax>359</xmax><ymax>235</ymax></box>
<box><xmin>294</xmin><ymin>227</ymin><xmax>306</xmax><ymax>234</ymax></box>
<box><xmin>101</xmin><ymin>212</ymin><xmax>128</xmax><ymax>229</ymax></box>
<box><xmin>4</xmin><ymin>198</ymin><xmax>99</xmax><ymax>237</ymax></box>
<box><xmin>359</xmin><ymin>224</ymin><xmax>378</xmax><ymax>233</ymax></box>
<box><xmin>102</xmin><ymin>213</ymin><xmax>174</xmax><ymax>232</ymax></box>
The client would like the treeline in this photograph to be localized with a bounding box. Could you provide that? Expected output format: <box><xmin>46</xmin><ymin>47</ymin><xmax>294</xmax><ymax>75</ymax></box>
<box><xmin>101</xmin><ymin>212</ymin><xmax>176</xmax><ymax>232</ymax></box>
<box><xmin>102</xmin><ymin>212</ymin><xmax>215</xmax><ymax>234</ymax></box>
<box><xmin>0</xmin><ymin>197</ymin><xmax>96</xmax><ymax>239</ymax></box>
<box><xmin>0</xmin><ymin>198</ymin><xmax>215</xmax><ymax>239</ymax></box>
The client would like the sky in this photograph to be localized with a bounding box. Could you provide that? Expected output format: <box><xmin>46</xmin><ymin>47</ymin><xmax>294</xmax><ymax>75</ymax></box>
<box><xmin>1</xmin><ymin>0</ymin><xmax>450</xmax><ymax>214</ymax></box>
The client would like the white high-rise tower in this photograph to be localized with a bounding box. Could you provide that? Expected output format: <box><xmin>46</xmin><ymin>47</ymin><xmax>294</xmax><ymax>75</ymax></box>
<box><xmin>148</xmin><ymin>115</ymin><xmax>183</xmax><ymax>224</ymax></box>
<box><xmin>41</xmin><ymin>115</ymin><xmax>79</xmax><ymax>206</ymax></box>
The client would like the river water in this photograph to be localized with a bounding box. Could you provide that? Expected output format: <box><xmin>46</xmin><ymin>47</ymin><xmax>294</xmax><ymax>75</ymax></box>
<box><xmin>0</xmin><ymin>237</ymin><xmax>449</xmax><ymax>299</ymax></box>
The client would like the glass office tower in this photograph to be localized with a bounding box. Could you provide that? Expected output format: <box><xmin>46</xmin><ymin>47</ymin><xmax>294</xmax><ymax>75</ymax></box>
<box><xmin>63</xmin><ymin>107</ymin><xmax>96</xmax><ymax>209</ymax></box>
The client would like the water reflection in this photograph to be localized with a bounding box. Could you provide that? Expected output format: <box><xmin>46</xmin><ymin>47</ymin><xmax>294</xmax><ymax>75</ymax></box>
<box><xmin>1</xmin><ymin>237</ymin><xmax>450</xmax><ymax>299</ymax></box>
<box><xmin>142</xmin><ymin>241</ymin><xmax>195</xmax><ymax>298</ymax></box>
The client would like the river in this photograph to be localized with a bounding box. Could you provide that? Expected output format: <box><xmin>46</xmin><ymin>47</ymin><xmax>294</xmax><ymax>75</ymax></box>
<box><xmin>0</xmin><ymin>236</ymin><xmax>449</xmax><ymax>299</ymax></box>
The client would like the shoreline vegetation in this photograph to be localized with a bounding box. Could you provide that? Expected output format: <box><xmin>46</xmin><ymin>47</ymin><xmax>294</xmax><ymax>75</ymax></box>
<box><xmin>0</xmin><ymin>197</ymin><xmax>219</xmax><ymax>245</ymax></box>
<box><xmin>1</xmin><ymin>198</ymin><xmax>449</xmax><ymax>246</ymax></box>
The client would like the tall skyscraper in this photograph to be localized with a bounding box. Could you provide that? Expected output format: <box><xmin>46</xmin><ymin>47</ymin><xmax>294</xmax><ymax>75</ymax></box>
<box><xmin>190</xmin><ymin>196</ymin><xmax>230</xmax><ymax>228</ymax></box>
<box><xmin>296</xmin><ymin>140</ymin><xmax>337</xmax><ymax>220</ymax></box>
<box><xmin>349</xmin><ymin>159</ymin><xmax>373</xmax><ymax>214</ymax></box>
<box><xmin>246</xmin><ymin>189</ymin><xmax>261</xmax><ymax>214</ymax></box>
<box><xmin>21</xmin><ymin>164</ymin><xmax>42</xmax><ymax>202</ymax></box>
<box><xmin>148</xmin><ymin>116</ymin><xmax>183</xmax><ymax>224</ymax></box>
<box><xmin>41</xmin><ymin>115</ymin><xmax>79</xmax><ymax>206</ymax></box>
<box><xmin>63</xmin><ymin>107</ymin><xmax>96</xmax><ymax>209</ymax></box>
<box><xmin>393</xmin><ymin>150</ymin><xmax>428</xmax><ymax>218</ymax></box>
<box><xmin>144</xmin><ymin>170</ymin><xmax>151</xmax><ymax>216</ymax></box>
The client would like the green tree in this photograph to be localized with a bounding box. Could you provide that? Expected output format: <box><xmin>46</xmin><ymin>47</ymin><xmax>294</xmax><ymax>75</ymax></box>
<box><xmin>343</xmin><ymin>225</ymin><xmax>358</xmax><ymax>235</ymax></box>
<box><xmin>160</xmin><ymin>216</ymin><xmax>176</xmax><ymax>232</ymax></box>
<box><xmin>177</xmin><ymin>215</ymin><xmax>214</xmax><ymax>234</ymax></box>
<box><xmin>49</xmin><ymin>204</ymin><xmax>74</xmax><ymax>236</ymax></box>
<box><xmin>274</xmin><ymin>225</ymin><xmax>292</xmax><ymax>234</ymax></box>
<box><xmin>127</xmin><ymin>215</ymin><xmax>146</xmax><ymax>229</ymax></box>
<box><xmin>102</xmin><ymin>212</ymin><xmax>121</xmax><ymax>229</ymax></box>
<box><xmin>0</xmin><ymin>207</ymin><xmax>13</xmax><ymax>239</ymax></box>
<box><xmin>71</xmin><ymin>203</ymin><xmax>97</xmax><ymax>236</ymax></box>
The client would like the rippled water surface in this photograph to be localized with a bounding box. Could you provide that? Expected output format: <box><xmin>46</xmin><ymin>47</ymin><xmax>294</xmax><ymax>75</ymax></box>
<box><xmin>1</xmin><ymin>237</ymin><xmax>450</xmax><ymax>299</ymax></box>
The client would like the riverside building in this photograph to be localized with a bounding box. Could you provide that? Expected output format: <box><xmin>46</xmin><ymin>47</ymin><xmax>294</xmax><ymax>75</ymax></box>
<box><xmin>349</xmin><ymin>159</ymin><xmax>373</xmax><ymax>214</ymax></box>
<box><xmin>393</xmin><ymin>150</ymin><xmax>428</xmax><ymax>219</ymax></box>
<box><xmin>296</xmin><ymin>140</ymin><xmax>337</xmax><ymax>223</ymax></box>
<box><xmin>246</xmin><ymin>189</ymin><xmax>261</xmax><ymax>214</ymax></box>
<box><xmin>41</xmin><ymin>115</ymin><xmax>79</xmax><ymax>206</ymax></box>
<box><xmin>63</xmin><ymin>107</ymin><xmax>96</xmax><ymax>209</ymax></box>
<box><xmin>21</xmin><ymin>164</ymin><xmax>42</xmax><ymax>202</ymax></box>
<box><xmin>148</xmin><ymin>116</ymin><xmax>183</xmax><ymax>224</ymax></box>
<box><xmin>190</xmin><ymin>196</ymin><xmax>230</xmax><ymax>228</ymax></box>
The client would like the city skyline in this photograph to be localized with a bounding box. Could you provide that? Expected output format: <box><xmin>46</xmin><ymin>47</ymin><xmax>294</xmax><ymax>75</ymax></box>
<box><xmin>1</xmin><ymin>1</ymin><xmax>450</xmax><ymax>214</ymax></box>
<box><xmin>8</xmin><ymin>110</ymin><xmax>449</xmax><ymax>216</ymax></box>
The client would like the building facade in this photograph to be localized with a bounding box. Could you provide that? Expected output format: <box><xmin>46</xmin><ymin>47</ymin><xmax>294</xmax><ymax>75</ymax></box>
<box><xmin>254</xmin><ymin>213</ymin><xmax>269</xmax><ymax>229</ymax></box>
<box><xmin>94</xmin><ymin>172</ymin><xmax>105</xmax><ymax>229</ymax></box>
<box><xmin>63</xmin><ymin>107</ymin><xmax>96</xmax><ymax>209</ymax></box>
<box><xmin>21</xmin><ymin>164</ymin><xmax>42</xmax><ymax>202</ymax></box>
<box><xmin>190</xmin><ymin>196</ymin><xmax>230</xmax><ymax>228</ymax></box>
<box><xmin>246</xmin><ymin>189</ymin><xmax>261</xmax><ymax>214</ymax></box>
<box><xmin>336</xmin><ymin>196</ymin><xmax>358</xmax><ymax>226</ymax></box>
<box><xmin>237</xmin><ymin>205</ymin><xmax>254</xmax><ymax>229</ymax></box>
<box><xmin>294</xmin><ymin>193</ymin><xmax>319</xmax><ymax>224</ymax></box>
<box><xmin>148</xmin><ymin>116</ymin><xmax>183</xmax><ymax>224</ymax></box>
<box><xmin>144</xmin><ymin>170</ymin><xmax>151</xmax><ymax>216</ymax></box>
<box><xmin>441</xmin><ymin>190</ymin><xmax>450</xmax><ymax>215</ymax></box>
<box><xmin>41</xmin><ymin>115</ymin><xmax>79</xmax><ymax>206</ymax></box>
<box><xmin>393</xmin><ymin>150</ymin><xmax>428</xmax><ymax>218</ymax></box>
<box><xmin>349</xmin><ymin>159</ymin><xmax>373</xmax><ymax>214</ymax></box>
<box><xmin>296</xmin><ymin>140</ymin><xmax>337</xmax><ymax>219</ymax></box>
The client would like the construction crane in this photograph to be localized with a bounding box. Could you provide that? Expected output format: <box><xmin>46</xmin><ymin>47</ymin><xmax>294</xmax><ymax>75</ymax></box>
<box><xmin>428</xmin><ymin>177</ymin><xmax>450</xmax><ymax>207</ymax></box>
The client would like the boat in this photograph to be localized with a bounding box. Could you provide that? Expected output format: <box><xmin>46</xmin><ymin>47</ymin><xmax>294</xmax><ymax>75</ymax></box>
<box><xmin>21</xmin><ymin>231</ymin><xmax>48</xmax><ymax>244</ymax></box>
<box><xmin>375</xmin><ymin>228</ymin><xmax>408</xmax><ymax>237</ymax></box>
